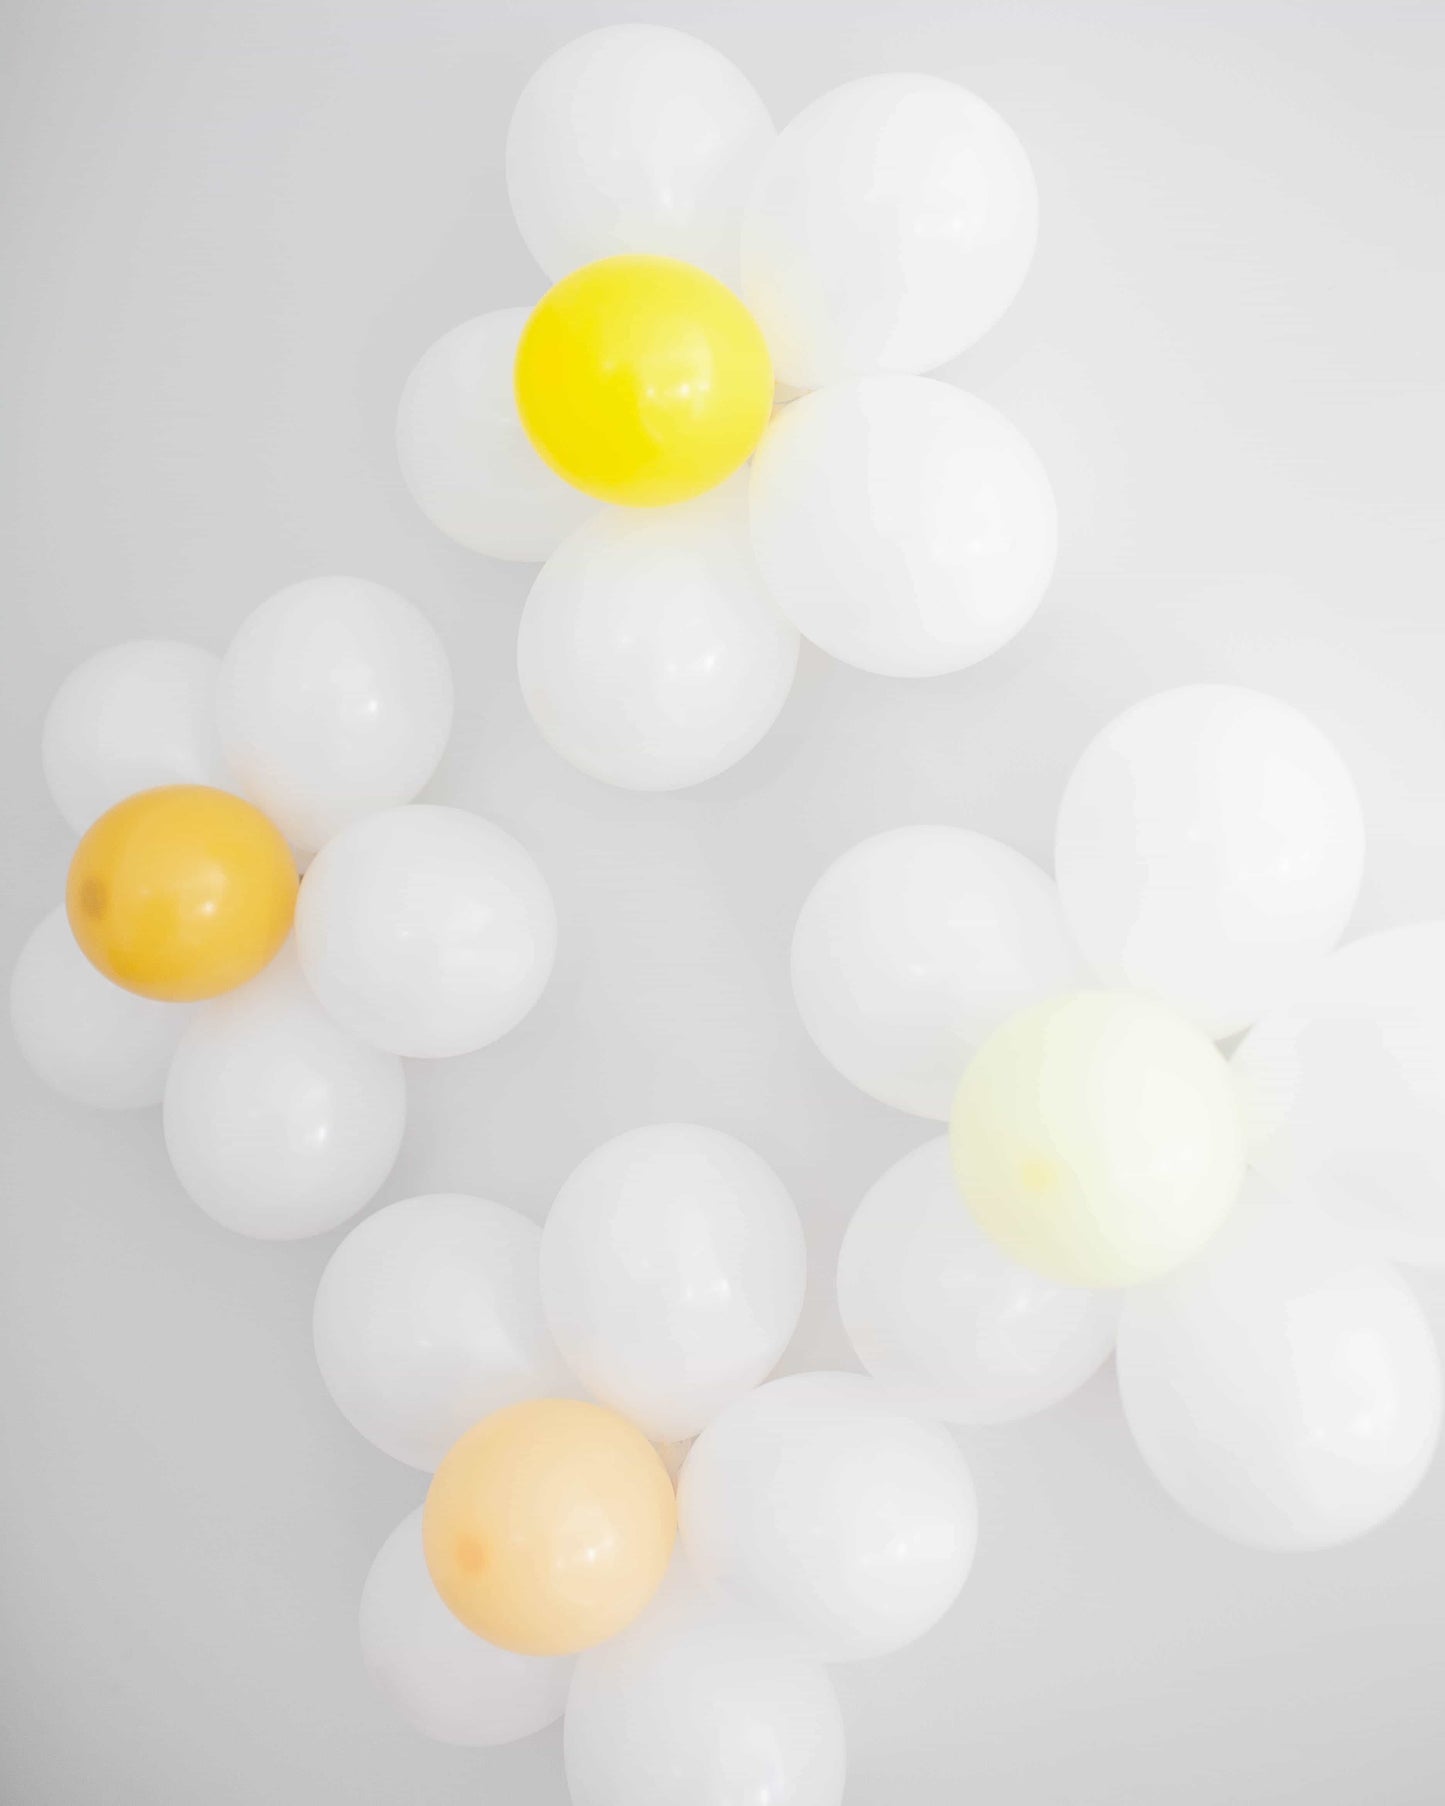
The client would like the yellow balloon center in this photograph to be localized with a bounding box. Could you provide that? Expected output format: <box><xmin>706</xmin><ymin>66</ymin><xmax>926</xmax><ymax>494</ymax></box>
<box><xmin>514</xmin><ymin>254</ymin><xmax>774</xmax><ymax>508</ymax></box>
<box><xmin>66</xmin><ymin>784</ymin><xmax>297</xmax><ymax>1002</ymax></box>
<box><xmin>423</xmin><ymin>1398</ymin><xmax>676</xmax><ymax>1655</ymax></box>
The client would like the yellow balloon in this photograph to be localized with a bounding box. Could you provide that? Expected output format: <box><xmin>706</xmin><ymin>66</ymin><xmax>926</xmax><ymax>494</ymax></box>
<box><xmin>514</xmin><ymin>254</ymin><xmax>774</xmax><ymax>507</ymax></box>
<box><xmin>950</xmin><ymin>991</ymin><xmax>1244</xmax><ymax>1287</ymax></box>
<box><xmin>423</xmin><ymin>1398</ymin><xmax>676</xmax><ymax>1655</ymax></box>
<box><xmin>66</xmin><ymin>785</ymin><xmax>297</xmax><ymax>1002</ymax></box>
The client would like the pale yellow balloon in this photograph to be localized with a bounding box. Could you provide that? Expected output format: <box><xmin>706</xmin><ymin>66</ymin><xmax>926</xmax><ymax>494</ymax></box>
<box><xmin>950</xmin><ymin>991</ymin><xmax>1244</xmax><ymax>1287</ymax></box>
<box><xmin>423</xmin><ymin>1398</ymin><xmax>676</xmax><ymax>1656</ymax></box>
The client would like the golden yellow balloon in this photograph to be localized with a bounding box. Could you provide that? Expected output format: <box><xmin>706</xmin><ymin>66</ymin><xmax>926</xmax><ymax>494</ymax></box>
<box><xmin>423</xmin><ymin>1398</ymin><xmax>676</xmax><ymax>1656</ymax></box>
<box><xmin>66</xmin><ymin>784</ymin><xmax>297</xmax><ymax>1002</ymax></box>
<box><xmin>514</xmin><ymin>254</ymin><xmax>774</xmax><ymax>507</ymax></box>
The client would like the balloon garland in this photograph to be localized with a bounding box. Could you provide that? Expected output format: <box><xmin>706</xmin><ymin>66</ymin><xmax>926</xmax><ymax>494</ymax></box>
<box><xmin>9</xmin><ymin>21</ymin><xmax>1445</xmax><ymax>1806</ymax></box>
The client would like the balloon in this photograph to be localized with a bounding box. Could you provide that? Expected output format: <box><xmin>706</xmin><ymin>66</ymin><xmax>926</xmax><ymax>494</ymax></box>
<box><xmin>792</xmin><ymin>826</ymin><xmax>1084</xmax><ymax>1118</ymax></box>
<box><xmin>517</xmin><ymin>488</ymin><xmax>798</xmax><ymax>791</ymax></box>
<box><xmin>678</xmin><ymin>1373</ymin><xmax>977</xmax><ymax>1661</ymax></box>
<box><xmin>749</xmin><ymin>377</ymin><xmax>1056</xmax><ymax>677</ymax></box>
<box><xmin>162</xmin><ymin>949</ymin><xmax>405</xmax><ymax>1238</ymax></box>
<box><xmin>564</xmin><ymin>1565</ymin><xmax>846</xmax><ymax>1806</ymax></box>
<box><xmin>952</xmin><ymin>991</ymin><xmax>1243</xmax><ymax>1287</ymax></box>
<box><xmin>1117</xmin><ymin>1181</ymin><xmax>1441</xmax><ymax>1550</ymax></box>
<box><xmin>514</xmin><ymin>255</ymin><xmax>773</xmax><ymax>508</ymax></box>
<box><xmin>741</xmin><ymin>75</ymin><xmax>1037</xmax><ymax>390</ymax></box>
<box><xmin>361</xmin><ymin>1508</ymin><xmax>572</xmax><ymax>1746</ymax></box>
<box><xmin>10</xmin><ymin>906</ymin><xmax>195</xmax><ymax>1109</ymax></box>
<box><xmin>314</xmin><ymin>1194</ymin><xmax>575</xmax><ymax>1470</ymax></box>
<box><xmin>1054</xmin><ymin>685</ymin><xmax>1365</xmax><ymax>1038</ymax></box>
<box><xmin>424</xmin><ymin>1399</ymin><xmax>676</xmax><ymax>1656</ymax></box>
<box><xmin>505</xmin><ymin>24</ymin><xmax>773</xmax><ymax>287</ymax></box>
<box><xmin>42</xmin><ymin>639</ymin><xmax>231</xmax><ymax>835</ymax></box>
<box><xmin>838</xmin><ymin>1138</ymin><xmax>1117</xmax><ymax>1423</ymax></box>
<box><xmin>216</xmin><ymin>576</ymin><xmax>453</xmax><ymax>855</ymax></box>
<box><xmin>66</xmin><ymin>784</ymin><xmax>296</xmax><ymax>1002</ymax></box>
<box><xmin>540</xmin><ymin>1124</ymin><xmax>806</xmax><ymax>1442</ymax></box>
<box><xmin>294</xmin><ymin>804</ymin><xmax>556</xmax><ymax>1059</ymax></box>
<box><xmin>396</xmin><ymin>311</ymin><xmax>596</xmax><ymax>562</ymax></box>
<box><xmin>1233</xmin><ymin>924</ymin><xmax>1445</xmax><ymax>1266</ymax></box>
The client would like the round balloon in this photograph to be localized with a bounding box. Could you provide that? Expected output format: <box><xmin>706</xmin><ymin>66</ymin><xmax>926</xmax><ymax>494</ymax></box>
<box><xmin>741</xmin><ymin>74</ymin><xmax>1037</xmax><ymax>389</ymax></box>
<box><xmin>315</xmin><ymin>1193</ymin><xmax>574</xmax><ymax>1470</ymax></box>
<box><xmin>162</xmin><ymin>949</ymin><xmax>405</xmax><ymax>1238</ymax></box>
<box><xmin>515</xmin><ymin>254</ymin><xmax>773</xmax><ymax>508</ymax></box>
<box><xmin>396</xmin><ymin>311</ymin><xmax>596</xmax><ymax>562</ymax></box>
<box><xmin>361</xmin><ymin>1508</ymin><xmax>572</xmax><ymax>1746</ymax></box>
<box><xmin>424</xmin><ymin>1399</ymin><xmax>676</xmax><ymax>1656</ymax></box>
<box><xmin>678</xmin><ymin>1373</ymin><xmax>977</xmax><ymax>1661</ymax></box>
<box><xmin>294</xmin><ymin>804</ymin><xmax>556</xmax><ymax>1059</ymax></box>
<box><xmin>42</xmin><ymin>639</ymin><xmax>231</xmax><ymax>835</ymax></box>
<box><xmin>66</xmin><ymin>784</ymin><xmax>296</xmax><ymax>1002</ymax></box>
<box><xmin>1117</xmin><ymin>1182</ymin><xmax>1441</xmax><ymax>1550</ymax></box>
<box><xmin>749</xmin><ymin>377</ymin><xmax>1056</xmax><ymax>676</ymax></box>
<box><xmin>540</xmin><ymin>1123</ymin><xmax>806</xmax><ymax>1442</ymax></box>
<box><xmin>506</xmin><ymin>24</ymin><xmax>773</xmax><ymax>286</ymax></box>
<box><xmin>1054</xmin><ymin>685</ymin><xmax>1365</xmax><ymax>1037</ymax></box>
<box><xmin>839</xmin><ymin>1138</ymin><xmax>1117</xmax><ymax>1423</ymax></box>
<box><xmin>10</xmin><ymin>906</ymin><xmax>196</xmax><ymax>1110</ymax></box>
<box><xmin>792</xmin><ymin>826</ymin><xmax>1084</xmax><ymax>1118</ymax></box>
<box><xmin>216</xmin><ymin>576</ymin><xmax>453</xmax><ymax>855</ymax></box>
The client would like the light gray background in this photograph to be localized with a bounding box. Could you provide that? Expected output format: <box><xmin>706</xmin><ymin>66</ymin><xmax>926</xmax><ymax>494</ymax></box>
<box><xmin>3</xmin><ymin>2</ymin><xmax>1444</xmax><ymax>1801</ymax></box>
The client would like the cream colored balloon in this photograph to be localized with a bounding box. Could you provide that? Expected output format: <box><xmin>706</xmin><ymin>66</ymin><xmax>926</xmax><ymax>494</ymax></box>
<box><xmin>950</xmin><ymin>991</ymin><xmax>1245</xmax><ymax>1287</ymax></box>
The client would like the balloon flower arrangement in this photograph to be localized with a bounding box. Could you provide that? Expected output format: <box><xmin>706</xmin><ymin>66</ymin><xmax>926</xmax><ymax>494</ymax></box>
<box><xmin>11</xmin><ymin>22</ymin><xmax>1445</xmax><ymax>1806</ymax></box>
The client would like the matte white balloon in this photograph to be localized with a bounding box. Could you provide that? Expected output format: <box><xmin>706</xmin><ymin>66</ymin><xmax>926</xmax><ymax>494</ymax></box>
<box><xmin>506</xmin><ymin>24</ymin><xmax>774</xmax><ymax>286</ymax></box>
<box><xmin>679</xmin><ymin>1373</ymin><xmax>977</xmax><ymax>1660</ymax></box>
<box><xmin>397</xmin><ymin>311</ymin><xmax>596</xmax><ymax>562</ymax></box>
<box><xmin>518</xmin><ymin>489</ymin><xmax>798</xmax><ymax>792</ymax></box>
<box><xmin>42</xmin><ymin>639</ymin><xmax>229</xmax><ymax>833</ymax></box>
<box><xmin>565</xmin><ymin>1565</ymin><xmax>846</xmax><ymax>1806</ymax></box>
<box><xmin>295</xmin><ymin>805</ymin><xmax>556</xmax><ymax>1059</ymax></box>
<box><xmin>839</xmin><ymin>1138</ymin><xmax>1117</xmax><ymax>1423</ymax></box>
<box><xmin>1054</xmin><ymin>685</ymin><xmax>1365</xmax><ymax>1038</ymax></box>
<box><xmin>315</xmin><ymin>1193</ymin><xmax>575</xmax><ymax>1470</ymax></box>
<box><xmin>361</xmin><ymin>1508</ymin><xmax>572</xmax><ymax>1746</ymax></box>
<box><xmin>541</xmin><ymin>1124</ymin><xmax>806</xmax><ymax>1442</ymax></box>
<box><xmin>217</xmin><ymin>577</ymin><xmax>453</xmax><ymax>855</ymax></box>
<box><xmin>792</xmin><ymin>826</ymin><xmax>1084</xmax><ymax>1118</ymax></box>
<box><xmin>741</xmin><ymin>74</ymin><xmax>1037</xmax><ymax>389</ymax></box>
<box><xmin>1233</xmin><ymin>923</ymin><xmax>1445</xmax><ymax>1266</ymax></box>
<box><xmin>162</xmin><ymin>950</ymin><xmax>405</xmax><ymax>1238</ymax></box>
<box><xmin>1117</xmin><ymin>1181</ymin><xmax>1441</xmax><ymax>1550</ymax></box>
<box><xmin>749</xmin><ymin>377</ymin><xmax>1056</xmax><ymax>677</ymax></box>
<box><xmin>10</xmin><ymin>907</ymin><xmax>195</xmax><ymax>1109</ymax></box>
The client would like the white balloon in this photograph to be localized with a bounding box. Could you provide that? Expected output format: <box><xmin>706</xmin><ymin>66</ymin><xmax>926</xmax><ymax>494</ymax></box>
<box><xmin>506</xmin><ymin>24</ymin><xmax>774</xmax><ymax>286</ymax></box>
<box><xmin>397</xmin><ymin>311</ymin><xmax>596</xmax><ymax>562</ymax></box>
<box><xmin>792</xmin><ymin>826</ymin><xmax>1084</xmax><ymax>1118</ymax></box>
<box><xmin>42</xmin><ymin>639</ymin><xmax>229</xmax><ymax>833</ymax></box>
<box><xmin>1117</xmin><ymin>1180</ymin><xmax>1441</xmax><ymax>1550</ymax></box>
<box><xmin>540</xmin><ymin>1125</ymin><xmax>806</xmax><ymax>1442</ymax></box>
<box><xmin>361</xmin><ymin>1508</ymin><xmax>572</xmax><ymax>1746</ymax></box>
<box><xmin>10</xmin><ymin>907</ymin><xmax>195</xmax><ymax>1109</ymax></box>
<box><xmin>678</xmin><ymin>1373</ymin><xmax>977</xmax><ymax>1661</ymax></box>
<box><xmin>741</xmin><ymin>74</ymin><xmax>1037</xmax><ymax>389</ymax></box>
<box><xmin>315</xmin><ymin>1194</ymin><xmax>575</xmax><ymax>1470</ymax></box>
<box><xmin>565</xmin><ymin>1564</ymin><xmax>846</xmax><ymax>1806</ymax></box>
<box><xmin>838</xmin><ymin>1138</ymin><xmax>1117</xmax><ymax>1423</ymax></box>
<box><xmin>1054</xmin><ymin>685</ymin><xmax>1365</xmax><ymax>1038</ymax></box>
<box><xmin>518</xmin><ymin>489</ymin><xmax>798</xmax><ymax>792</ymax></box>
<box><xmin>162</xmin><ymin>949</ymin><xmax>405</xmax><ymax>1238</ymax></box>
<box><xmin>217</xmin><ymin>576</ymin><xmax>453</xmax><ymax>855</ymax></box>
<box><xmin>295</xmin><ymin>804</ymin><xmax>556</xmax><ymax>1059</ymax></box>
<box><xmin>749</xmin><ymin>377</ymin><xmax>1056</xmax><ymax>677</ymax></box>
<box><xmin>1233</xmin><ymin>923</ymin><xmax>1445</xmax><ymax>1266</ymax></box>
